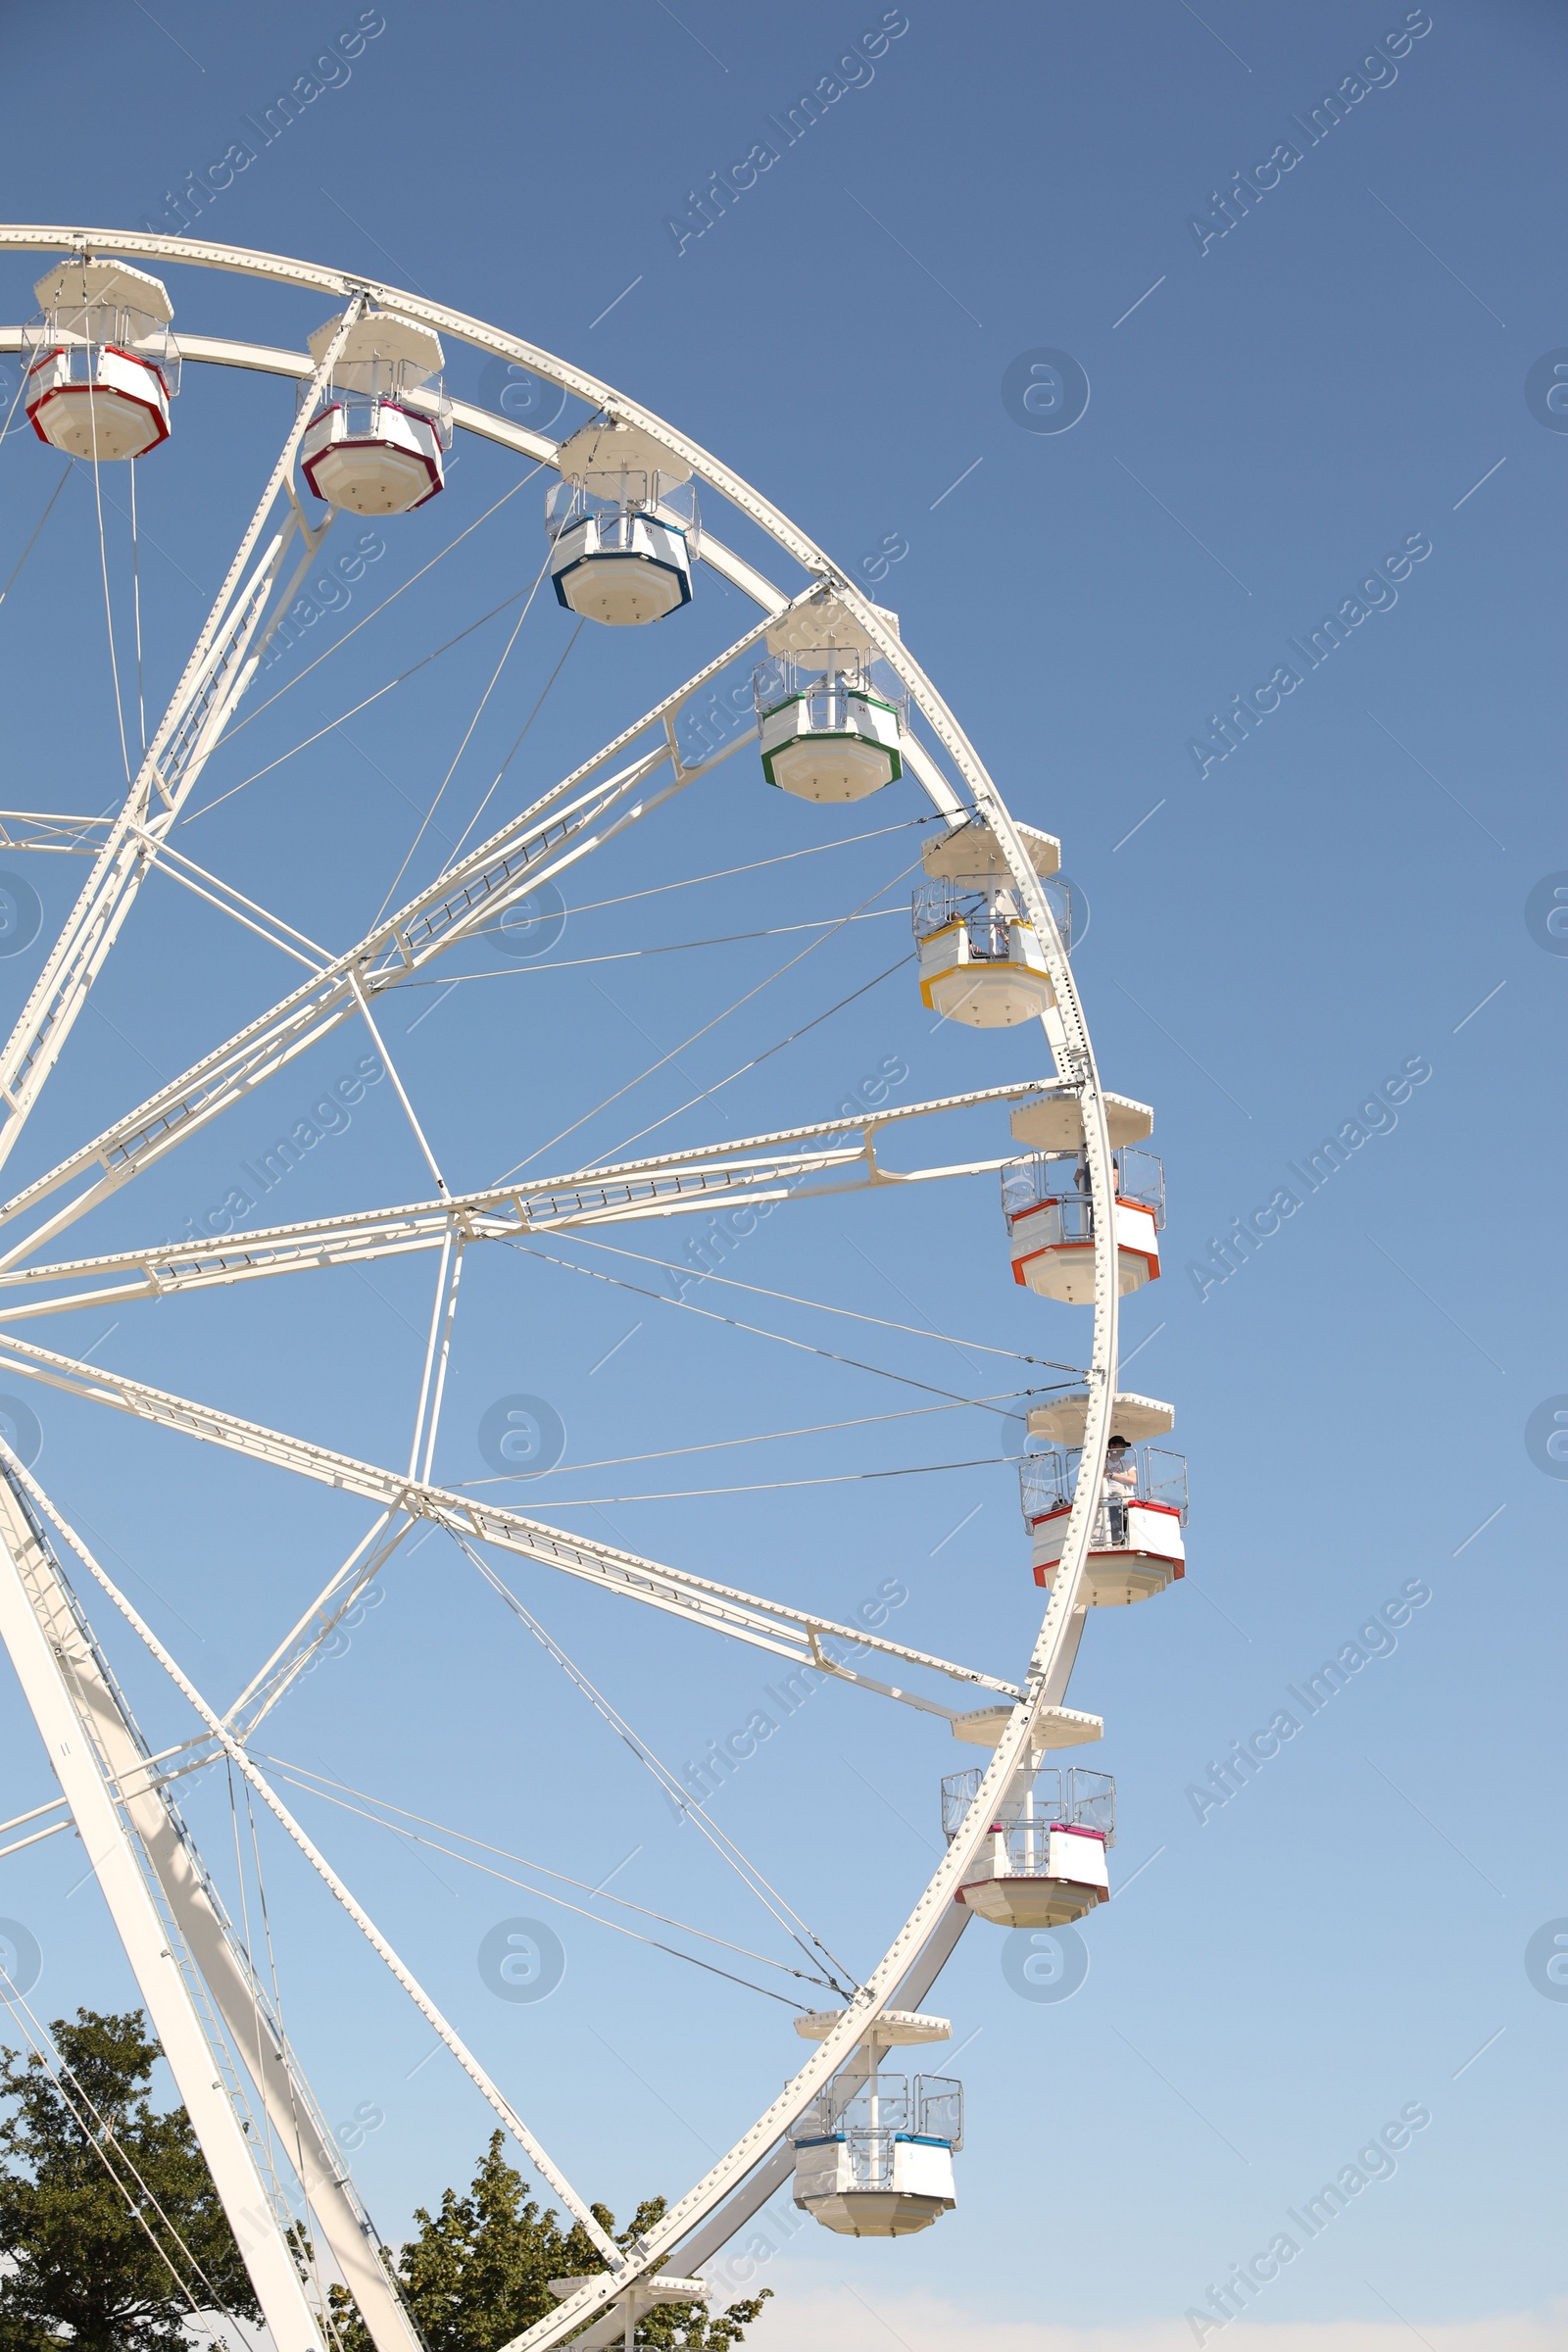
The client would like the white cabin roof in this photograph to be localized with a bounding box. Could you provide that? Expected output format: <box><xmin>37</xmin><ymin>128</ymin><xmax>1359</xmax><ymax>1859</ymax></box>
<box><xmin>794</xmin><ymin>2007</ymin><xmax>951</xmax><ymax>2048</ymax></box>
<box><xmin>921</xmin><ymin>817</ymin><xmax>1060</xmax><ymax>881</ymax></box>
<box><xmin>34</xmin><ymin>258</ymin><xmax>172</xmax><ymax>322</ymax></box>
<box><xmin>765</xmin><ymin>588</ymin><xmax>899</xmax><ymax>661</ymax></box>
<box><xmin>308</xmin><ymin>309</ymin><xmax>444</xmax><ymax>376</ymax></box>
<box><xmin>1026</xmin><ymin>1390</ymin><xmax>1175</xmax><ymax>1446</ymax></box>
<box><xmin>556</xmin><ymin>416</ymin><xmax>691</xmax><ymax>486</ymax></box>
<box><xmin>951</xmin><ymin>1703</ymin><xmax>1103</xmax><ymax>1749</ymax></box>
<box><xmin>549</xmin><ymin>2278</ymin><xmax>707</xmax><ymax>2312</ymax></box>
<box><xmin>1009</xmin><ymin>1086</ymin><xmax>1154</xmax><ymax>1152</ymax></box>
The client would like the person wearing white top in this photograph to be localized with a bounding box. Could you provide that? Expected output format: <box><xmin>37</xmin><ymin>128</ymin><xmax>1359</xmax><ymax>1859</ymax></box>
<box><xmin>1102</xmin><ymin>1434</ymin><xmax>1137</xmax><ymax>1544</ymax></box>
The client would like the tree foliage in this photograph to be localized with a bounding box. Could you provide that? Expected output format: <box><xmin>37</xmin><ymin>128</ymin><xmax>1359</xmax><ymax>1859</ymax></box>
<box><xmin>330</xmin><ymin>2133</ymin><xmax>770</xmax><ymax>2352</ymax></box>
<box><xmin>0</xmin><ymin>2008</ymin><xmax>261</xmax><ymax>2352</ymax></box>
<box><xmin>0</xmin><ymin>2011</ymin><xmax>772</xmax><ymax>2352</ymax></box>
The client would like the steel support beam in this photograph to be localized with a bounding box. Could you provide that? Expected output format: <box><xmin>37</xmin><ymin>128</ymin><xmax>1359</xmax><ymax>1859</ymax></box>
<box><xmin>3</xmin><ymin>1458</ymin><xmax>625</xmax><ymax>2273</ymax></box>
<box><xmin>0</xmin><ymin>1470</ymin><xmax>327</xmax><ymax>2352</ymax></box>
<box><xmin>0</xmin><ymin>636</ymin><xmax>778</xmax><ymax>1270</ymax></box>
<box><xmin>0</xmin><ymin>306</ymin><xmax>360</xmax><ymax>1174</ymax></box>
<box><xmin>0</xmin><ymin>1327</ymin><xmax>1020</xmax><ymax>1701</ymax></box>
<box><xmin>0</xmin><ymin>1075</ymin><xmax>1052</xmax><ymax>1316</ymax></box>
<box><xmin>6</xmin><ymin>1478</ymin><xmax>425</xmax><ymax>2352</ymax></box>
<box><xmin>0</xmin><ymin>231</ymin><xmax>1128</xmax><ymax>2329</ymax></box>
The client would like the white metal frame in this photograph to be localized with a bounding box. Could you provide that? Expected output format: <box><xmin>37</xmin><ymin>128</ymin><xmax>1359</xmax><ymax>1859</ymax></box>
<box><xmin>0</xmin><ymin>227</ymin><xmax>1130</xmax><ymax>2350</ymax></box>
<box><xmin>0</xmin><ymin>1470</ymin><xmax>329</xmax><ymax>2352</ymax></box>
<box><xmin>0</xmin><ymin>1076</ymin><xmax>1057</xmax><ymax>1320</ymax></box>
<box><xmin>0</xmin><ymin>1459</ymin><xmax>424</xmax><ymax>2352</ymax></box>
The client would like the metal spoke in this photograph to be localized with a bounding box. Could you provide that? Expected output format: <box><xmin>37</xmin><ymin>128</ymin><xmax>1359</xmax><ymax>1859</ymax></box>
<box><xmin>130</xmin><ymin>830</ymin><xmax>332</xmax><ymax>970</ymax></box>
<box><xmin>0</xmin><ymin>308</ymin><xmax>360</xmax><ymax>1172</ymax></box>
<box><xmin>0</xmin><ymin>1139</ymin><xmax>1016</xmax><ymax>1322</ymax></box>
<box><xmin>407</xmin><ymin>1237</ymin><xmax>464</xmax><ymax>1481</ymax></box>
<box><xmin>0</xmin><ymin>811</ymin><xmax>116</xmax><ymax>855</ymax></box>
<box><xmin>0</xmin><ymin>1075</ymin><xmax>1052</xmax><ymax>1315</ymax></box>
<box><xmin>0</xmin><ymin>1450</ymin><xmax>625</xmax><ymax>2275</ymax></box>
<box><xmin>0</xmin><ymin>1461</ymin><xmax>332</xmax><ymax>2349</ymax></box>
<box><xmin>0</xmin><ymin>1325</ymin><xmax>1022</xmax><ymax>1701</ymax></box>
<box><xmin>0</xmin><ymin>228</ymin><xmax>1139</xmax><ymax>2320</ymax></box>
<box><xmin>223</xmin><ymin>1509</ymin><xmax>417</xmax><ymax>1743</ymax></box>
<box><xmin>0</xmin><ymin>610</ymin><xmax>792</xmax><ymax>1268</ymax></box>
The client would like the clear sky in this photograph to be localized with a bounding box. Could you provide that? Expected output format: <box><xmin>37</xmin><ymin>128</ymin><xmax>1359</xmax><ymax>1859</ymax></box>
<box><xmin>0</xmin><ymin>8</ymin><xmax>1561</xmax><ymax>2352</ymax></box>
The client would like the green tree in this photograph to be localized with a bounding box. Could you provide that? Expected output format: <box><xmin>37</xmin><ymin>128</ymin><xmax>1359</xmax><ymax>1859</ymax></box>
<box><xmin>330</xmin><ymin>2133</ymin><xmax>770</xmax><ymax>2352</ymax></box>
<box><xmin>0</xmin><ymin>2008</ymin><xmax>262</xmax><ymax>2352</ymax></box>
<box><xmin>0</xmin><ymin>2011</ymin><xmax>772</xmax><ymax>2352</ymax></box>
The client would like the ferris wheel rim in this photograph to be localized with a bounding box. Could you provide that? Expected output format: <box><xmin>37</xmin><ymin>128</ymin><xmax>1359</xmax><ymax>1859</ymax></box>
<box><xmin>0</xmin><ymin>223</ymin><xmax>982</xmax><ymax>825</ymax></box>
<box><xmin>0</xmin><ymin>223</ymin><xmax>1133</xmax><ymax>2349</ymax></box>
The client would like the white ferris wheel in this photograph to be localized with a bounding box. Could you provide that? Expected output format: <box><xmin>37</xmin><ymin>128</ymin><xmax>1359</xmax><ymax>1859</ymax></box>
<box><xmin>0</xmin><ymin>227</ymin><xmax>1187</xmax><ymax>2351</ymax></box>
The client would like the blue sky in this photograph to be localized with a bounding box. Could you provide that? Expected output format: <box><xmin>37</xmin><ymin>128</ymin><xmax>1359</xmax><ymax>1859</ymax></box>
<box><xmin>0</xmin><ymin>7</ymin><xmax>1562</xmax><ymax>2350</ymax></box>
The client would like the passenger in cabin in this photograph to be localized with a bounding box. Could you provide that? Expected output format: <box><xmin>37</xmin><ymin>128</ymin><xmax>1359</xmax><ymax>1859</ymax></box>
<box><xmin>1103</xmin><ymin>1435</ymin><xmax>1136</xmax><ymax>1544</ymax></box>
<box><xmin>1073</xmin><ymin>1154</ymin><xmax>1120</xmax><ymax>1197</ymax></box>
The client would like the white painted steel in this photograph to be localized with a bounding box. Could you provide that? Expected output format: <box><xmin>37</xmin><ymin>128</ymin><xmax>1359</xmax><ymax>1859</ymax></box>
<box><xmin>0</xmin><ymin>229</ymin><xmax>1133</xmax><ymax>2336</ymax></box>
<box><xmin>1026</xmin><ymin>1391</ymin><xmax>1174</xmax><ymax>1446</ymax></box>
<box><xmin>225</xmin><ymin>1512</ymin><xmax>415</xmax><ymax>1744</ymax></box>
<box><xmin>917</xmin><ymin>917</ymin><xmax>1056</xmax><ymax>1027</ymax></box>
<box><xmin>544</xmin><ymin>2276</ymin><xmax>707</xmax><ymax>2352</ymax></box>
<box><xmin>300</xmin><ymin>399</ymin><xmax>444</xmax><ymax>514</ymax></box>
<box><xmin>1010</xmin><ymin>1087</ymin><xmax>1154</xmax><ymax>1152</ymax></box>
<box><xmin>31</xmin><ymin>257</ymin><xmax>173</xmax><ymax>321</ymax></box>
<box><xmin>0</xmin><ymin>1468</ymin><xmax>424</xmax><ymax>2352</ymax></box>
<box><xmin>793</xmin><ymin>2009</ymin><xmax>950</xmax><ymax>2047</ymax></box>
<box><xmin>0</xmin><ymin>639</ymin><xmax>794</xmax><ymax>1266</ymax></box>
<box><xmin>550</xmin><ymin>509</ymin><xmax>692</xmax><ymax>624</ymax></box>
<box><xmin>0</xmin><ymin>1076</ymin><xmax>1058</xmax><ymax>1318</ymax></box>
<box><xmin>0</xmin><ymin>1325</ymin><xmax>1021</xmax><ymax>1700</ymax></box>
<box><xmin>0</xmin><ymin>298</ymin><xmax>360</xmax><ymax>1175</ymax></box>
<box><xmin>0</xmin><ymin>1458</ymin><xmax>625</xmax><ymax>2272</ymax></box>
<box><xmin>0</xmin><ymin>1472</ymin><xmax>328</xmax><ymax>2352</ymax></box>
<box><xmin>0</xmin><ymin>812</ymin><xmax>116</xmax><ymax>855</ymax></box>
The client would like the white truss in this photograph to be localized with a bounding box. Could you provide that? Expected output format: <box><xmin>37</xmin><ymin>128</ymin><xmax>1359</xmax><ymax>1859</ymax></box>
<box><xmin>0</xmin><ymin>1466</ymin><xmax>331</xmax><ymax>2349</ymax></box>
<box><xmin>0</xmin><ymin>1460</ymin><xmax>425</xmax><ymax>2352</ymax></box>
<box><xmin>0</xmin><ymin>1326</ymin><xmax>1022</xmax><ymax>1702</ymax></box>
<box><xmin>0</xmin><ymin>1454</ymin><xmax>626</xmax><ymax>2276</ymax></box>
<box><xmin>0</xmin><ymin>1077</ymin><xmax>1052</xmax><ymax>1318</ymax></box>
<box><xmin>0</xmin><ymin>616</ymin><xmax>790</xmax><ymax>1270</ymax></box>
<box><xmin>0</xmin><ymin>226</ymin><xmax>1135</xmax><ymax>2338</ymax></box>
<box><xmin>0</xmin><ymin>811</ymin><xmax>115</xmax><ymax>856</ymax></box>
<box><xmin>0</xmin><ymin>306</ymin><xmax>358</xmax><ymax>1176</ymax></box>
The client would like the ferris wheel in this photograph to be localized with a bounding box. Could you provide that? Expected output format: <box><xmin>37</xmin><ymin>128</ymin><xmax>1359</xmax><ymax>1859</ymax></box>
<box><xmin>0</xmin><ymin>228</ymin><xmax>1187</xmax><ymax>2351</ymax></box>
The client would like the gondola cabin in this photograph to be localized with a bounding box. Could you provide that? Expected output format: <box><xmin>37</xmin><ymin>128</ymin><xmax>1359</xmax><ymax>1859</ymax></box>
<box><xmin>1003</xmin><ymin>1149</ymin><xmax>1164</xmax><ymax>1301</ymax></box>
<box><xmin>548</xmin><ymin>418</ymin><xmax>697</xmax><ymax>624</ymax></box>
<box><xmin>300</xmin><ymin>310</ymin><xmax>451</xmax><ymax>514</ymax></box>
<box><xmin>791</xmin><ymin>2011</ymin><xmax>960</xmax><ymax>2237</ymax></box>
<box><xmin>943</xmin><ymin>1759</ymin><xmax>1116</xmax><ymax>1929</ymax></box>
<box><xmin>1002</xmin><ymin>1087</ymin><xmax>1163</xmax><ymax>1301</ymax></box>
<box><xmin>1020</xmin><ymin>1403</ymin><xmax>1188</xmax><ymax>1601</ymax></box>
<box><xmin>24</xmin><ymin>259</ymin><xmax>178</xmax><ymax>462</ymax></box>
<box><xmin>914</xmin><ymin>818</ymin><xmax>1066</xmax><ymax>1026</ymax></box>
<box><xmin>756</xmin><ymin>589</ymin><xmax>906</xmax><ymax>802</ymax></box>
